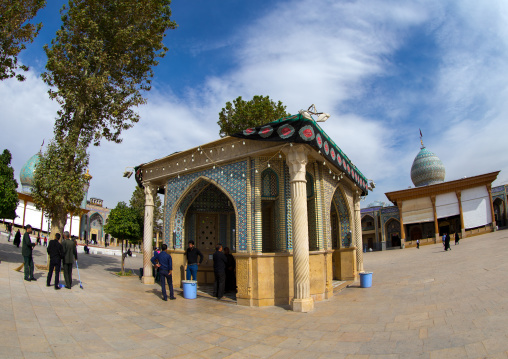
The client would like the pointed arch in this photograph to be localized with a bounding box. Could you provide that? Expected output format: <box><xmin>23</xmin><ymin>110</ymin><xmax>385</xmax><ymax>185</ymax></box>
<box><xmin>385</xmin><ymin>217</ymin><xmax>401</xmax><ymax>248</ymax></box>
<box><xmin>169</xmin><ymin>176</ymin><xmax>239</xmax><ymax>249</ymax></box>
<box><xmin>330</xmin><ymin>184</ymin><xmax>352</xmax><ymax>248</ymax></box>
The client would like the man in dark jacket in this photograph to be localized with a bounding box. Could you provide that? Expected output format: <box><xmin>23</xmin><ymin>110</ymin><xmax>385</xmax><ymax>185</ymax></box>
<box><xmin>61</xmin><ymin>231</ymin><xmax>77</xmax><ymax>289</ymax></box>
<box><xmin>151</xmin><ymin>244</ymin><xmax>176</xmax><ymax>301</ymax></box>
<box><xmin>47</xmin><ymin>233</ymin><xmax>64</xmax><ymax>289</ymax></box>
<box><xmin>21</xmin><ymin>224</ymin><xmax>36</xmax><ymax>281</ymax></box>
<box><xmin>185</xmin><ymin>240</ymin><xmax>203</xmax><ymax>280</ymax></box>
<box><xmin>212</xmin><ymin>244</ymin><xmax>228</xmax><ymax>300</ymax></box>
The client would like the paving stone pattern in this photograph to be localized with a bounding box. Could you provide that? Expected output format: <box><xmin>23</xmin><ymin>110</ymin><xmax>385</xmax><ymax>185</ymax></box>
<box><xmin>1</xmin><ymin>230</ymin><xmax>508</xmax><ymax>358</ymax></box>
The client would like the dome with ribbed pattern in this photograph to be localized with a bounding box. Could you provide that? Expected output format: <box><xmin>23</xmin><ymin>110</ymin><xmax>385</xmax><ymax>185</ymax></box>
<box><xmin>410</xmin><ymin>147</ymin><xmax>445</xmax><ymax>187</ymax></box>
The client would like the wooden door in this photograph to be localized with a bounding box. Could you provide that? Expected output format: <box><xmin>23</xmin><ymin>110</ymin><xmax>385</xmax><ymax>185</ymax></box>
<box><xmin>196</xmin><ymin>213</ymin><xmax>219</xmax><ymax>266</ymax></box>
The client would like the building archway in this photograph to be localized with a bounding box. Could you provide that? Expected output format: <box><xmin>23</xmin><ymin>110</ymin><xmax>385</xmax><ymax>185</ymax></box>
<box><xmin>170</xmin><ymin>177</ymin><xmax>238</xmax><ymax>285</ymax></box>
<box><xmin>89</xmin><ymin>212</ymin><xmax>104</xmax><ymax>245</ymax></box>
<box><xmin>385</xmin><ymin>218</ymin><xmax>401</xmax><ymax>248</ymax></box>
<box><xmin>330</xmin><ymin>185</ymin><xmax>353</xmax><ymax>280</ymax></box>
<box><xmin>493</xmin><ymin>197</ymin><xmax>505</xmax><ymax>227</ymax></box>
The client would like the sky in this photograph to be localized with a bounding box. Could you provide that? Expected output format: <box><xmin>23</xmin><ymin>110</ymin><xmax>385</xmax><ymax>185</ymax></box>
<box><xmin>1</xmin><ymin>0</ymin><xmax>508</xmax><ymax>209</ymax></box>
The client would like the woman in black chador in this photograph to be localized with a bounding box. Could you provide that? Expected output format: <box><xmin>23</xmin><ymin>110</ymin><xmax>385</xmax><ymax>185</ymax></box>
<box><xmin>13</xmin><ymin>229</ymin><xmax>21</xmax><ymax>248</ymax></box>
<box><xmin>224</xmin><ymin>247</ymin><xmax>236</xmax><ymax>293</ymax></box>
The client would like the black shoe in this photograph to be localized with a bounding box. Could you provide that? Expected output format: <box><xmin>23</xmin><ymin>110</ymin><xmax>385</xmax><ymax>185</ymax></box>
<box><xmin>162</xmin><ymin>298</ymin><xmax>168</xmax><ymax>301</ymax></box>
<box><xmin>65</xmin><ymin>286</ymin><xmax>71</xmax><ymax>289</ymax></box>
<box><xmin>217</xmin><ymin>297</ymin><xmax>223</xmax><ymax>300</ymax></box>
<box><xmin>170</xmin><ymin>297</ymin><xmax>176</xmax><ymax>300</ymax></box>
<box><xmin>24</xmin><ymin>278</ymin><xmax>31</xmax><ymax>282</ymax></box>
<box><xmin>47</xmin><ymin>284</ymin><xmax>51</xmax><ymax>287</ymax></box>
<box><xmin>55</xmin><ymin>286</ymin><xmax>60</xmax><ymax>290</ymax></box>
<box><xmin>30</xmin><ymin>278</ymin><xmax>37</xmax><ymax>281</ymax></box>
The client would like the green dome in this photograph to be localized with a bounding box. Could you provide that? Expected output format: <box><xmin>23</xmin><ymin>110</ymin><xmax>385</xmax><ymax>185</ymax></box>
<box><xmin>410</xmin><ymin>147</ymin><xmax>445</xmax><ymax>187</ymax></box>
<box><xmin>20</xmin><ymin>153</ymin><xmax>40</xmax><ymax>193</ymax></box>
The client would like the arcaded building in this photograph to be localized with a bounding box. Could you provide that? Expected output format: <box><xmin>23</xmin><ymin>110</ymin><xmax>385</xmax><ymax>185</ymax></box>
<box><xmin>361</xmin><ymin>142</ymin><xmax>500</xmax><ymax>250</ymax></box>
<box><xmin>135</xmin><ymin>114</ymin><xmax>369</xmax><ymax>311</ymax></box>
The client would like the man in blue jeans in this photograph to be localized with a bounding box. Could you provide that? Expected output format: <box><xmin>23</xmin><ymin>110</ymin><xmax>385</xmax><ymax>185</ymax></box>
<box><xmin>185</xmin><ymin>240</ymin><xmax>203</xmax><ymax>280</ymax></box>
<box><xmin>151</xmin><ymin>244</ymin><xmax>176</xmax><ymax>301</ymax></box>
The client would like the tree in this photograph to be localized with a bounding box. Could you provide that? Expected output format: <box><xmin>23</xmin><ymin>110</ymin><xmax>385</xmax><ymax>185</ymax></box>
<box><xmin>33</xmin><ymin>0</ymin><xmax>177</xmax><ymax>236</ymax></box>
<box><xmin>217</xmin><ymin>95</ymin><xmax>289</xmax><ymax>137</ymax></box>
<box><xmin>32</xmin><ymin>139</ymin><xmax>89</xmax><ymax>237</ymax></box>
<box><xmin>104</xmin><ymin>201</ymin><xmax>140</xmax><ymax>275</ymax></box>
<box><xmin>0</xmin><ymin>0</ymin><xmax>46</xmax><ymax>81</ymax></box>
<box><xmin>0</xmin><ymin>149</ymin><xmax>19</xmax><ymax>219</ymax></box>
<box><xmin>129</xmin><ymin>185</ymin><xmax>163</xmax><ymax>240</ymax></box>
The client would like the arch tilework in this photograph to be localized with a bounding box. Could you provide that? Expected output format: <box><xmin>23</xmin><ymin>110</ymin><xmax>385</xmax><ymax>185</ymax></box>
<box><xmin>332</xmin><ymin>188</ymin><xmax>351</xmax><ymax>247</ymax></box>
<box><xmin>165</xmin><ymin>160</ymin><xmax>248</xmax><ymax>251</ymax></box>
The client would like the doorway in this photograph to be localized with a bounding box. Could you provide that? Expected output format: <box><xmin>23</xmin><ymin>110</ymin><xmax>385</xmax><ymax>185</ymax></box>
<box><xmin>196</xmin><ymin>213</ymin><xmax>219</xmax><ymax>266</ymax></box>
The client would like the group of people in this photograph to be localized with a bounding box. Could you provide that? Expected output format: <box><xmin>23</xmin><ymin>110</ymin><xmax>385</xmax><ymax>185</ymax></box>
<box><xmin>442</xmin><ymin>232</ymin><xmax>460</xmax><ymax>251</ymax></box>
<box><xmin>19</xmin><ymin>224</ymin><xmax>78</xmax><ymax>289</ymax></box>
<box><xmin>150</xmin><ymin>240</ymin><xmax>237</xmax><ymax>302</ymax></box>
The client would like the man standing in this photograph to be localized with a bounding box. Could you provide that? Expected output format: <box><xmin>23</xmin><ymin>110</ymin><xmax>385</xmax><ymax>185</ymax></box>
<box><xmin>185</xmin><ymin>240</ymin><xmax>203</xmax><ymax>281</ymax></box>
<box><xmin>62</xmin><ymin>231</ymin><xmax>77</xmax><ymax>289</ymax></box>
<box><xmin>151</xmin><ymin>244</ymin><xmax>176</xmax><ymax>301</ymax></box>
<box><xmin>7</xmin><ymin>223</ymin><xmax>12</xmax><ymax>242</ymax></box>
<box><xmin>212</xmin><ymin>244</ymin><xmax>228</xmax><ymax>300</ymax></box>
<box><xmin>47</xmin><ymin>233</ymin><xmax>64</xmax><ymax>289</ymax></box>
<box><xmin>21</xmin><ymin>224</ymin><xmax>37</xmax><ymax>281</ymax></box>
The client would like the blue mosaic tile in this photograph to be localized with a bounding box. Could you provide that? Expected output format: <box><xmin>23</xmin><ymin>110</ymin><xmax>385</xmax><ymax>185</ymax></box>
<box><xmin>164</xmin><ymin>160</ymin><xmax>248</xmax><ymax>251</ymax></box>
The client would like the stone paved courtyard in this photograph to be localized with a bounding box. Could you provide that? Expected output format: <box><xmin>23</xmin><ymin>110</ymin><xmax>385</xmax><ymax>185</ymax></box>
<box><xmin>1</xmin><ymin>229</ymin><xmax>508</xmax><ymax>358</ymax></box>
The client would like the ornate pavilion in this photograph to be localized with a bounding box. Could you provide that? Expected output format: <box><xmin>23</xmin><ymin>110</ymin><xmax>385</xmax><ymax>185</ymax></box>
<box><xmin>361</xmin><ymin>141</ymin><xmax>500</xmax><ymax>250</ymax></box>
<box><xmin>135</xmin><ymin>114</ymin><xmax>369</xmax><ymax>311</ymax></box>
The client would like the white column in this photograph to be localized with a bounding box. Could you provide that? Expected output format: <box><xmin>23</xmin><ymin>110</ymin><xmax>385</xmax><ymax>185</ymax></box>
<box><xmin>142</xmin><ymin>183</ymin><xmax>156</xmax><ymax>284</ymax></box>
<box><xmin>286</xmin><ymin>145</ymin><xmax>314</xmax><ymax>312</ymax></box>
<box><xmin>354</xmin><ymin>192</ymin><xmax>364</xmax><ymax>272</ymax></box>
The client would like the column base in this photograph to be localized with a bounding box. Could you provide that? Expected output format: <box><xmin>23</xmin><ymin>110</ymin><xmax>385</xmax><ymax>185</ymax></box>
<box><xmin>291</xmin><ymin>297</ymin><xmax>314</xmax><ymax>312</ymax></box>
<box><xmin>142</xmin><ymin>276</ymin><xmax>155</xmax><ymax>285</ymax></box>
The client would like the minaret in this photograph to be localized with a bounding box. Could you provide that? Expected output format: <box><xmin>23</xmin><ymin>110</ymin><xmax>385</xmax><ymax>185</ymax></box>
<box><xmin>81</xmin><ymin>169</ymin><xmax>93</xmax><ymax>209</ymax></box>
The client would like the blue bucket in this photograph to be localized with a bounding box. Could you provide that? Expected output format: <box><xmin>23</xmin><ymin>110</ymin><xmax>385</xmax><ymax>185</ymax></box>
<box><xmin>182</xmin><ymin>280</ymin><xmax>197</xmax><ymax>299</ymax></box>
<box><xmin>359</xmin><ymin>272</ymin><xmax>373</xmax><ymax>288</ymax></box>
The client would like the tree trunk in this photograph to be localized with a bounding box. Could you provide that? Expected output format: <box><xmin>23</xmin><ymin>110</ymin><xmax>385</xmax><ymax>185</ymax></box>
<box><xmin>121</xmin><ymin>238</ymin><xmax>125</xmax><ymax>275</ymax></box>
<box><xmin>50</xmin><ymin>210</ymin><xmax>68</xmax><ymax>240</ymax></box>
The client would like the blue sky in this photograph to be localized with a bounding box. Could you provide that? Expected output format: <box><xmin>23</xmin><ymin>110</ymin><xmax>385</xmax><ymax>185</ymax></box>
<box><xmin>1</xmin><ymin>0</ymin><xmax>507</xmax><ymax>209</ymax></box>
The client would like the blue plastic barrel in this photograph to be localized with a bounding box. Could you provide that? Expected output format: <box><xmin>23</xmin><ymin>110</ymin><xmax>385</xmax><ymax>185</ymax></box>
<box><xmin>359</xmin><ymin>272</ymin><xmax>373</xmax><ymax>288</ymax></box>
<box><xmin>182</xmin><ymin>280</ymin><xmax>197</xmax><ymax>299</ymax></box>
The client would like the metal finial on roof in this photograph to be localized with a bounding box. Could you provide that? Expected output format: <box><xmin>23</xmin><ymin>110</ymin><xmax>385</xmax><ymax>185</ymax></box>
<box><xmin>419</xmin><ymin>128</ymin><xmax>424</xmax><ymax>149</ymax></box>
<box><xmin>299</xmin><ymin>104</ymin><xmax>330</xmax><ymax>122</ymax></box>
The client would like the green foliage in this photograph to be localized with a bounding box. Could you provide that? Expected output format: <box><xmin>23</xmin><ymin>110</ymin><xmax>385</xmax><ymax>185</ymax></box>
<box><xmin>32</xmin><ymin>139</ymin><xmax>89</xmax><ymax>234</ymax></box>
<box><xmin>32</xmin><ymin>0</ymin><xmax>177</xmax><ymax>234</ymax></box>
<box><xmin>217</xmin><ymin>95</ymin><xmax>289</xmax><ymax>137</ymax></box>
<box><xmin>0</xmin><ymin>0</ymin><xmax>46</xmax><ymax>81</ymax></box>
<box><xmin>42</xmin><ymin>0</ymin><xmax>178</xmax><ymax>147</ymax></box>
<box><xmin>129</xmin><ymin>185</ymin><xmax>163</xmax><ymax>235</ymax></box>
<box><xmin>0</xmin><ymin>149</ymin><xmax>19</xmax><ymax>219</ymax></box>
<box><xmin>104</xmin><ymin>201</ymin><xmax>141</xmax><ymax>241</ymax></box>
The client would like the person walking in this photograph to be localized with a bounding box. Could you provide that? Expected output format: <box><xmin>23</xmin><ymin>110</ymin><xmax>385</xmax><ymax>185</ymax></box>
<box><xmin>7</xmin><ymin>223</ymin><xmax>12</xmax><ymax>242</ymax></box>
<box><xmin>21</xmin><ymin>224</ymin><xmax>37</xmax><ymax>281</ymax></box>
<box><xmin>61</xmin><ymin>231</ymin><xmax>77</xmax><ymax>289</ymax></box>
<box><xmin>47</xmin><ymin>233</ymin><xmax>64</xmax><ymax>289</ymax></box>
<box><xmin>455</xmin><ymin>232</ymin><xmax>460</xmax><ymax>245</ymax></box>
<box><xmin>212</xmin><ymin>244</ymin><xmax>228</xmax><ymax>300</ymax></box>
<box><xmin>151</xmin><ymin>244</ymin><xmax>176</xmax><ymax>301</ymax></box>
<box><xmin>442</xmin><ymin>233</ymin><xmax>446</xmax><ymax>250</ymax></box>
<box><xmin>185</xmin><ymin>240</ymin><xmax>203</xmax><ymax>281</ymax></box>
<box><xmin>444</xmin><ymin>233</ymin><xmax>451</xmax><ymax>251</ymax></box>
<box><xmin>224</xmin><ymin>247</ymin><xmax>236</xmax><ymax>293</ymax></box>
<box><xmin>13</xmin><ymin>229</ymin><xmax>21</xmax><ymax>247</ymax></box>
<box><xmin>416</xmin><ymin>239</ymin><xmax>420</xmax><ymax>249</ymax></box>
<box><xmin>44</xmin><ymin>236</ymin><xmax>48</xmax><ymax>246</ymax></box>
